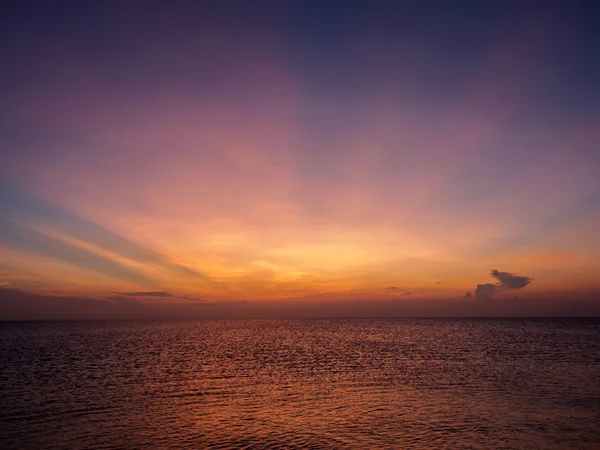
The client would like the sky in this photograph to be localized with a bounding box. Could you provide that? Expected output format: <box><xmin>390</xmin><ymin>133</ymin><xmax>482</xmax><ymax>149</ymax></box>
<box><xmin>1</xmin><ymin>1</ymin><xmax>600</xmax><ymax>319</ymax></box>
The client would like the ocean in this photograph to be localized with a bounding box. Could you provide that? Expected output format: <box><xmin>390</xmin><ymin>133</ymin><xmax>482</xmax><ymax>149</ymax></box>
<box><xmin>1</xmin><ymin>319</ymin><xmax>599</xmax><ymax>449</ymax></box>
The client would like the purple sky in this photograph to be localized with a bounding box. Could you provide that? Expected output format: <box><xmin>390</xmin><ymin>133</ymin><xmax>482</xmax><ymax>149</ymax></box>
<box><xmin>1</xmin><ymin>1</ymin><xmax>599</xmax><ymax>318</ymax></box>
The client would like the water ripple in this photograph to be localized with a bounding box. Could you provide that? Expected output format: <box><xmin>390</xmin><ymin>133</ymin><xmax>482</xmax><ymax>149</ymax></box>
<box><xmin>1</xmin><ymin>318</ymin><xmax>599</xmax><ymax>449</ymax></box>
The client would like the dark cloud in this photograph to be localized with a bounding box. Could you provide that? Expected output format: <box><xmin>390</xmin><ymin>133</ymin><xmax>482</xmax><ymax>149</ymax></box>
<box><xmin>0</xmin><ymin>287</ymin><xmax>148</xmax><ymax>320</ymax></box>
<box><xmin>179</xmin><ymin>296</ymin><xmax>207</xmax><ymax>302</ymax></box>
<box><xmin>4</xmin><ymin>287</ymin><xmax>600</xmax><ymax>320</ymax></box>
<box><xmin>464</xmin><ymin>292</ymin><xmax>473</xmax><ymax>300</ymax></box>
<box><xmin>404</xmin><ymin>291</ymin><xmax>411</xmax><ymax>296</ymax></box>
<box><xmin>491</xmin><ymin>270</ymin><xmax>532</xmax><ymax>289</ymax></box>
<box><xmin>436</xmin><ymin>281</ymin><xmax>442</xmax><ymax>284</ymax></box>
<box><xmin>112</xmin><ymin>291</ymin><xmax>207</xmax><ymax>302</ymax></box>
<box><xmin>386</xmin><ymin>286</ymin><xmax>398</xmax><ymax>290</ymax></box>
<box><xmin>468</xmin><ymin>269</ymin><xmax>533</xmax><ymax>301</ymax></box>
<box><xmin>117</xmin><ymin>291</ymin><xmax>174</xmax><ymax>297</ymax></box>
<box><xmin>105</xmin><ymin>295</ymin><xmax>144</xmax><ymax>306</ymax></box>
<box><xmin>475</xmin><ymin>283</ymin><xmax>496</xmax><ymax>301</ymax></box>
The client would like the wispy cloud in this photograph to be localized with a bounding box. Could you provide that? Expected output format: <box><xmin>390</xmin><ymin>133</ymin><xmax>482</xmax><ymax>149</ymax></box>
<box><xmin>111</xmin><ymin>290</ymin><xmax>206</xmax><ymax>302</ymax></box>
<box><xmin>116</xmin><ymin>291</ymin><xmax>174</xmax><ymax>297</ymax></box>
<box><xmin>0</xmin><ymin>183</ymin><xmax>215</xmax><ymax>284</ymax></box>
<box><xmin>0</xmin><ymin>219</ymin><xmax>152</xmax><ymax>285</ymax></box>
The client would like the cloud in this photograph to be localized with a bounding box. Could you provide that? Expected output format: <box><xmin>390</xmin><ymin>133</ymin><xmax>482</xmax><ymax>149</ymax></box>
<box><xmin>404</xmin><ymin>291</ymin><xmax>411</xmax><ymax>296</ymax></box>
<box><xmin>0</xmin><ymin>218</ymin><xmax>153</xmax><ymax>285</ymax></box>
<box><xmin>0</xmin><ymin>183</ymin><xmax>215</xmax><ymax>283</ymax></box>
<box><xmin>179</xmin><ymin>296</ymin><xmax>208</xmax><ymax>302</ymax></box>
<box><xmin>475</xmin><ymin>283</ymin><xmax>496</xmax><ymax>301</ymax></box>
<box><xmin>491</xmin><ymin>269</ymin><xmax>532</xmax><ymax>289</ymax></box>
<box><xmin>117</xmin><ymin>291</ymin><xmax>174</xmax><ymax>297</ymax></box>
<box><xmin>463</xmin><ymin>292</ymin><xmax>472</xmax><ymax>300</ymax></box>
<box><xmin>386</xmin><ymin>286</ymin><xmax>398</xmax><ymax>290</ymax></box>
<box><xmin>469</xmin><ymin>269</ymin><xmax>533</xmax><ymax>300</ymax></box>
<box><xmin>0</xmin><ymin>287</ymin><xmax>148</xmax><ymax>320</ymax></box>
<box><xmin>105</xmin><ymin>295</ymin><xmax>144</xmax><ymax>306</ymax></box>
<box><xmin>112</xmin><ymin>290</ymin><xmax>207</xmax><ymax>302</ymax></box>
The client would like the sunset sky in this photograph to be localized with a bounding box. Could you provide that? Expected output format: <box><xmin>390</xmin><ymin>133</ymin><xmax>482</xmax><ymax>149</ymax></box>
<box><xmin>1</xmin><ymin>1</ymin><xmax>599</xmax><ymax>318</ymax></box>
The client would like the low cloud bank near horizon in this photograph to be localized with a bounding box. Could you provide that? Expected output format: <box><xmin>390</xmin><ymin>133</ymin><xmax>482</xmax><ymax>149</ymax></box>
<box><xmin>2</xmin><ymin>287</ymin><xmax>599</xmax><ymax>320</ymax></box>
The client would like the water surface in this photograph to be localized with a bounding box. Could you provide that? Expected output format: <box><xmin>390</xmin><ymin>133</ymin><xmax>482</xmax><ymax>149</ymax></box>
<box><xmin>1</xmin><ymin>319</ymin><xmax>599</xmax><ymax>449</ymax></box>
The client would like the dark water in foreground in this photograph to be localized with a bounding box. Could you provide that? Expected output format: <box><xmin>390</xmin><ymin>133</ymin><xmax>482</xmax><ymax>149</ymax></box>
<box><xmin>1</xmin><ymin>319</ymin><xmax>599</xmax><ymax>449</ymax></box>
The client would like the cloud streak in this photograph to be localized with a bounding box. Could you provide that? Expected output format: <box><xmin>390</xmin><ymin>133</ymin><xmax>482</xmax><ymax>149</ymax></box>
<box><xmin>0</xmin><ymin>183</ymin><xmax>215</xmax><ymax>284</ymax></box>
<box><xmin>0</xmin><ymin>219</ymin><xmax>152</xmax><ymax>285</ymax></box>
<box><xmin>111</xmin><ymin>290</ymin><xmax>206</xmax><ymax>302</ymax></box>
<box><xmin>116</xmin><ymin>291</ymin><xmax>174</xmax><ymax>297</ymax></box>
